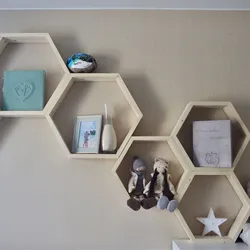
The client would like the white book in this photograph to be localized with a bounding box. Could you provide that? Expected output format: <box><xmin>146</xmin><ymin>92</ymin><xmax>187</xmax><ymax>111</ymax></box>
<box><xmin>193</xmin><ymin>120</ymin><xmax>232</xmax><ymax>168</ymax></box>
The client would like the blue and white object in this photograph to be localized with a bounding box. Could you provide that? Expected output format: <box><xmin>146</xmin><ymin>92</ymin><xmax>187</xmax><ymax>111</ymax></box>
<box><xmin>72</xmin><ymin>115</ymin><xmax>102</xmax><ymax>154</ymax></box>
<box><xmin>67</xmin><ymin>53</ymin><xmax>97</xmax><ymax>73</ymax></box>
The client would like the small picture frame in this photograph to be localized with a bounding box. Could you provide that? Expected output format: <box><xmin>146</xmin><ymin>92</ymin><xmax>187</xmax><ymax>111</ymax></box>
<box><xmin>72</xmin><ymin>115</ymin><xmax>102</xmax><ymax>154</ymax></box>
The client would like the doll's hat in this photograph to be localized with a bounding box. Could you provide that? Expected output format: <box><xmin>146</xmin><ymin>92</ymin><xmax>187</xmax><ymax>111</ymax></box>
<box><xmin>132</xmin><ymin>156</ymin><xmax>146</xmax><ymax>171</ymax></box>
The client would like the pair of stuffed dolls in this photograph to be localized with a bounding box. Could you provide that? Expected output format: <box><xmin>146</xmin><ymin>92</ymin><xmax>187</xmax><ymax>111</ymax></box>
<box><xmin>127</xmin><ymin>156</ymin><xmax>178</xmax><ymax>212</ymax></box>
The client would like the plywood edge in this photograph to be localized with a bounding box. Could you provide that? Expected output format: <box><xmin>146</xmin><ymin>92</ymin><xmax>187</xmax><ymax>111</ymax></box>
<box><xmin>0</xmin><ymin>33</ymin><xmax>49</xmax><ymax>43</ymax></box>
<box><xmin>45</xmin><ymin>115</ymin><xmax>71</xmax><ymax>156</ymax></box>
<box><xmin>189</xmin><ymin>101</ymin><xmax>230</xmax><ymax>108</ymax></box>
<box><xmin>175</xmin><ymin>170</ymin><xmax>191</xmax><ymax>195</ymax></box>
<box><xmin>0</xmin><ymin>37</ymin><xmax>8</xmax><ymax>56</ymax></box>
<box><xmin>227</xmin><ymin>173</ymin><xmax>250</xmax><ymax>206</ymax></box>
<box><xmin>69</xmin><ymin>153</ymin><xmax>117</xmax><ymax>159</ymax></box>
<box><xmin>112</xmin><ymin>169</ymin><xmax>131</xmax><ymax>199</ymax></box>
<box><xmin>111</xmin><ymin>136</ymin><xmax>134</xmax><ymax>198</ymax></box>
<box><xmin>131</xmin><ymin>136</ymin><xmax>170</xmax><ymax>142</ymax></box>
<box><xmin>225</xmin><ymin>103</ymin><xmax>250</xmax><ymax>138</ymax></box>
<box><xmin>115</xmin><ymin>124</ymin><xmax>138</xmax><ymax>158</ymax></box>
<box><xmin>0</xmin><ymin>110</ymin><xmax>45</xmax><ymax>118</ymax></box>
<box><xmin>1</xmin><ymin>33</ymin><xmax>50</xmax><ymax>38</ymax></box>
<box><xmin>169</xmin><ymin>136</ymin><xmax>192</xmax><ymax>172</ymax></box>
<box><xmin>71</xmin><ymin>73</ymin><xmax>119</xmax><ymax>82</ymax></box>
<box><xmin>174</xmin><ymin>209</ymin><xmax>196</xmax><ymax>241</ymax></box>
<box><xmin>192</xmin><ymin>168</ymin><xmax>233</xmax><ymax>175</ymax></box>
<box><xmin>192</xmin><ymin>236</ymin><xmax>233</xmax><ymax>243</ymax></box>
<box><xmin>233</xmin><ymin>136</ymin><xmax>250</xmax><ymax>169</ymax></box>
<box><xmin>44</xmin><ymin>74</ymin><xmax>72</xmax><ymax>116</ymax></box>
<box><xmin>45</xmin><ymin>34</ymin><xmax>69</xmax><ymax>73</ymax></box>
<box><xmin>116</xmin><ymin>74</ymin><xmax>143</xmax><ymax>119</ymax></box>
<box><xmin>171</xmin><ymin>135</ymin><xmax>195</xmax><ymax>170</ymax></box>
<box><xmin>172</xmin><ymin>239</ymin><xmax>241</xmax><ymax>249</ymax></box>
<box><xmin>111</xmin><ymin>137</ymin><xmax>134</xmax><ymax>174</ymax></box>
<box><xmin>228</xmin><ymin>205</ymin><xmax>250</xmax><ymax>242</ymax></box>
<box><xmin>171</xmin><ymin>103</ymin><xmax>193</xmax><ymax>136</ymax></box>
<box><xmin>175</xmin><ymin>172</ymin><xmax>194</xmax><ymax>201</ymax></box>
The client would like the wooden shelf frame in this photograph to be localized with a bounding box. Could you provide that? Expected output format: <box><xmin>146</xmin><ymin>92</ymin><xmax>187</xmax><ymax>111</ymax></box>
<box><xmin>171</xmin><ymin>101</ymin><xmax>250</xmax><ymax>172</ymax></box>
<box><xmin>0</xmin><ymin>33</ymin><xmax>142</xmax><ymax>159</ymax></box>
<box><xmin>0</xmin><ymin>34</ymin><xmax>249</xmax><ymax>245</ymax></box>
<box><xmin>45</xmin><ymin>73</ymin><xmax>143</xmax><ymax>159</ymax></box>
<box><xmin>0</xmin><ymin>33</ymin><xmax>69</xmax><ymax>117</ymax></box>
<box><xmin>175</xmin><ymin>171</ymin><xmax>250</xmax><ymax>243</ymax></box>
<box><xmin>112</xmin><ymin>136</ymin><xmax>191</xmax><ymax>198</ymax></box>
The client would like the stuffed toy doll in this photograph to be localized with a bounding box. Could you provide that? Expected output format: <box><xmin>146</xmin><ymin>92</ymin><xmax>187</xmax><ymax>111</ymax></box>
<box><xmin>127</xmin><ymin>156</ymin><xmax>147</xmax><ymax>211</ymax></box>
<box><xmin>142</xmin><ymin>158</ymin><xmax>178</xmax><ymax>212</ymax></box>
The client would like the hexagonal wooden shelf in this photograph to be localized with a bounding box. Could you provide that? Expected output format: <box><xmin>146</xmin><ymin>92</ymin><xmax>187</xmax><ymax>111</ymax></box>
<box><xmin>2</xmin><ymin>33</ymin><xmax>250</xmax><ymax>246</ymax></box>
<box><xmin>171</xmin><ymin>101</ymin><xmax>250</xmax><ymax>172</ymax></box>
<box><xmin>112</xmin><ymin>136</ymin><xmax>190</xmax><ymax>198</ymax></box>
<box><xmin>0</xmin><ymin>33</ymin><xmax>69</xmax><ymax>117</ymax></box>
<box><xmin>45</xmin><ymin>73</ymin><xmax>142</xmax><ymax>159</ymax></box>
<box><xmin>175</xmin><ymin>171</ymin><xmax>250</xmax><ymax>243</ymax></box>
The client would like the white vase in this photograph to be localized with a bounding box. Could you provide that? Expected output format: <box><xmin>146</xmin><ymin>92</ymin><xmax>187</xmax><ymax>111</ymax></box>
<box><xmin>102</xmin><ymin>124</ymin><xmax>117</xmax><ymax>152</ymax></box>
<box><xmin>101</xmin><ymin>104</ymin><xmax>117</xmax><ymax>152</ymax></box>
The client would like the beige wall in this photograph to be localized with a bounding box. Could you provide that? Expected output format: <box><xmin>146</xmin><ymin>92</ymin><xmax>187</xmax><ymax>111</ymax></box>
<box><xmin>0</xmin><ymin>10</ymin><xmax>250</xmax><ymax>249</ymax></box>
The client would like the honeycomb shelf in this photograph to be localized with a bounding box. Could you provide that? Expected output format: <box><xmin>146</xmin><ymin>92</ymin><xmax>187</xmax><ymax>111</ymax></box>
<box><xmin>46</xmin><ymin>73</ymin><xmax>142</xmax><ymax>159</ymax></box>
<box><xmin>171</xmin><ymin>101</ymin><xmax>250</xmax><ymax>172</ymax></box>
<box><xmin>112</xmin><ymin>136</ymin><xmax>190</xmax><ymax>198</ymax></box>
<box><xmin>1</xmin><ymin>33</ymin><xmax>250</xmax><ymax>245</ymax></box>
<box><xmin>175</xmin><ymin>171</ymin><xmax>250</xmax><ymax>243</ymax></box>
<box><xmin>0</xmin><ymin>33</ymin><xmax>69</xmax><ymax>117</ymax></box>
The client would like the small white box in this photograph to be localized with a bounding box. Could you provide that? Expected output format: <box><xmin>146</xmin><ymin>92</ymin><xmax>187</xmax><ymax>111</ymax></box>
<box><xmin>193</xmin><ymin>120</ymin><xmax>232</xmax><ymax>168</ymax></box>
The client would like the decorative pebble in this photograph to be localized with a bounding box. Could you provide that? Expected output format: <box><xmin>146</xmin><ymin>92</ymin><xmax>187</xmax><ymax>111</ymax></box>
<box><xmin>67</xmin><ymin>53</ymin><xmax>97</xmax><ymax>73</ymax></box>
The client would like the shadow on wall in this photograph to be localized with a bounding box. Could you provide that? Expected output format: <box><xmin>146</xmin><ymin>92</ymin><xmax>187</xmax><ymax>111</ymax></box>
<box><xmin>0</xmin><ymin>118</ymin><xmax>17</xmax><ymax>151</ymax></box>
<box><xmin>95</xmin><ymin>54</ymin><xmax>121</xmax><ymax>73</ymax></box>
<box><xmin>234</xmin><ymin>143</ymin><xmax>250</xmax><ymax>195</ymax></box>
<box><xmin>123</xmin><ymin>74</ymin><xmax>166</xmax><ymax>136</ymax></box>
<box><xmin>233</xmin><ymin>103</ymin><xmax>250</xmax><ymax>134</ymax></box>
<box><xmin>38</xmin><ymin>33</ymin><xmax>122</xmax><ymax>73</ymax></box>
<box><xmin>231</xmin><ymin>102</ymin><xmax>250</xmax><ymax>190</ymax></box>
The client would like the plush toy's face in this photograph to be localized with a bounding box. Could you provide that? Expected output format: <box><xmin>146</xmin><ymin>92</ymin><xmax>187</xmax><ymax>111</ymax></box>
<box><xmin>133</xmin><ymin>158</ymin><xmax>146</xmax><ymax>173</ymax></box>
<box><xmin>153</xmin><ymin>158</ymin><xmax>169</xmax><ymax>174</ymax></box>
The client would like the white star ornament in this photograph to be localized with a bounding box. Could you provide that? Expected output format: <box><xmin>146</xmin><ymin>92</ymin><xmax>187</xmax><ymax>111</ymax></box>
<box><xmin>197</xmin><ymin>208</ymin><xmax>227</xmax><ymax>236</ymax></box>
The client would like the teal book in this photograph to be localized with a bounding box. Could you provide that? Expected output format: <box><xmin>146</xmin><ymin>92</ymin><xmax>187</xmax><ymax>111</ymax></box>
<box><xmin>3</xmin><ymin>70</ymin><xmax>45</xmax><ymax>111</ymax></box>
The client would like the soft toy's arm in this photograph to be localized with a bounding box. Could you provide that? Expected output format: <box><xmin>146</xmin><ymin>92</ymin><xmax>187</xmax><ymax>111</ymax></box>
<box><xmin>167</xmin><ymin>173</ymin><xmax>176</xmax><ymax>195</ymax></box>
<box><xmin>143</xmin><ymin>181</ymin><xmax>150</xmax><ymax>195</ymax></box>
<box><xmin>128</xmin><ymin>176</ymin><xmax>136</xmax><ymax>194</ymax></box>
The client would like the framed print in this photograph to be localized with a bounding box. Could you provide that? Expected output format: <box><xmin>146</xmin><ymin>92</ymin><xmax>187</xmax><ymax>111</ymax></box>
<box><xmin>72</xmin><ymin>115</ymin><xmax>102</xmax><ymax>154</ymax></box>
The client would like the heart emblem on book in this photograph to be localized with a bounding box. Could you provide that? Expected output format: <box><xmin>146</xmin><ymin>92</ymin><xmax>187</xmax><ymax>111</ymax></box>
<box><xmin>205</xmin><ymin>152</ymin><xmax>220</xmax><ymax>166</ymax></box>
<box><xmin>15</xmin><ymin>80</ymin><xmax>35</xmax><ymax>102</ymax></box>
